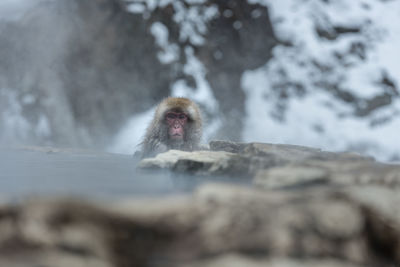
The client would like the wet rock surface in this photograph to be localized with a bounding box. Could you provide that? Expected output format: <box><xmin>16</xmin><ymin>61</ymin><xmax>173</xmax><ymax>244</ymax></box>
<box><xmin>1</xmin><ymin>141</ymin><xmax>400</xmax><ymax>266</ymax></box>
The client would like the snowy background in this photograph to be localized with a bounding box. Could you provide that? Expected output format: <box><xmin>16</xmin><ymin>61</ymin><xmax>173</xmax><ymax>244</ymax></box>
<box><xmin>242</xmin><ymin>0</ymin><xmax>400</xmax><ymax>161</ymax></box>
<box><xmin>1</xmin><ymin>0</ymin><xmax>400</xmax><ymax>161</ymax></box>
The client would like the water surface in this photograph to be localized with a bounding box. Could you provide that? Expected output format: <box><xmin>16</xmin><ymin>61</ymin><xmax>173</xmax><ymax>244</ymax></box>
<box><xmin>0</xmin><ymin>147</ymin><xmax>242</xmax><ymax>200</ymax></box>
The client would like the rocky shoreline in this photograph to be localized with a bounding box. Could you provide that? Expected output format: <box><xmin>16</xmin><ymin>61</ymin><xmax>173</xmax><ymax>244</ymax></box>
<box><xmin>0</xmin><ymin>141</ymin><xmax>399</xmax><ymax>267</ymax></box>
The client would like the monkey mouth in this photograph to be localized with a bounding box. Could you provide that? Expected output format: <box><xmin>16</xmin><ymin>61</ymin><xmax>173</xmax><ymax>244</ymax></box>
<box><xmin>171</xmin><ymin>133</ymin><xmax>183</xmax><ymax>139</ymax></box>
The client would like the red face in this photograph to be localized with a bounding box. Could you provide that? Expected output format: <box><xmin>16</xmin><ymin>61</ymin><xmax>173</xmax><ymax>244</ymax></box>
<box><xmin>165</xmin><ymin>112</ymin><xmax>188</xmax><ymax>140</ymax></box>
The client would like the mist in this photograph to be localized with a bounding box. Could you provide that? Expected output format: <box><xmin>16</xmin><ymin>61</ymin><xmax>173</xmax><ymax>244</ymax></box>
<box><xmin>0</xmin><ymin>3</ymin><xmax>400</xmax><ymax>265</ymax></box>
<box><xmin>0</xmin><ymin>0</ymin><xmax>41</xmax><ymax>20</ymax></box>
<box><xmin>1</xmin><ymin>0</ymin><xmax>400</xmax><ymax>167</ymax></box>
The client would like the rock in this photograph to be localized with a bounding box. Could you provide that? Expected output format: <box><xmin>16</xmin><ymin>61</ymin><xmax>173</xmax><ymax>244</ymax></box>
<box><xmin>181</xmin><ymin>255</ymin><xmax>363</xmax><ymax>267</ymax></box>
<box><xmin>209</xmin><ymin>140</ymin><xmax>247</xmax><ymax>153</ymax></box>
<box><xmin>0</xmin><ymin>183</ymin><xmax>399</xmax><ymax>266</ymax></box>
<box><xmin>210</xmin><ymin>141</ymin><xmax>326</xmax><ymax>161</ymax></box>
<box><xmin>255</xmin><ymin>158</ymin><xmax>400</xmax><ymax>189</ymax></box>
<box><xmin>243</xmin><ymin>143</ymin><xmax>323</xmax><ymax>159</ymax></box>
<box><xmin>254</xmin><ymin>165</ymin><xmax>328</xmax><ymax>188</ymax></box>
<box><xmin>242</xmin><ymin>142</ymin><xmax>373</xmax><ymax>162</ymax></box>
<box><xmin>137</xmin><ymin>150</ymin><xmax>238</xmax><ymax>174</ymax></box>
<box><xmin>138</xmin><ymin>141</ymin><xmax>377</xmax><ymax>184</ymax></box>
<box><xmin>330</xmin><ymin>162</ymin><xmax>400</xmax><ymax>187</ymax></box>
<box><xmin>137</xmin><ymin>148</ymin><xmax>287</xmax><ymax>177</ymax></box>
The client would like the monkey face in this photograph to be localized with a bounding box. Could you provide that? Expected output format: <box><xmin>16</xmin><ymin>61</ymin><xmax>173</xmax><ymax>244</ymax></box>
<box><xmin>165</xmin><ymin>112</ymin><xmax>188</xmax><ymax>140</ymax></box>
<box><xmin>141</xmin><ymin>97</ymin><xmax>202</xmax><ymax>158</ymax></box>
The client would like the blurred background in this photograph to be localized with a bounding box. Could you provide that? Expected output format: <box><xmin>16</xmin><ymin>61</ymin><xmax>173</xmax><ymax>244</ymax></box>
<box><xmin>0</xmin><ymin>0</ymin><xmax>399</xmax><ymax>161</ymax></box>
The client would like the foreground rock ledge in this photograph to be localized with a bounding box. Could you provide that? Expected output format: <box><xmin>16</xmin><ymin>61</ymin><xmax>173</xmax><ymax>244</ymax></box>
<box><xmin>139</xmin><ymin>141</ymin><xmax>399</xmax><ymax>189</ymax></box>
<box><xmin>1</xmin><ymin>184</ymin><xmax>400</xmax><ymax>267</ymax></box>
<box><xmin>1</xmin><ymin>141</ymin><xmax>400</xmax><ymax>267</ymax></box>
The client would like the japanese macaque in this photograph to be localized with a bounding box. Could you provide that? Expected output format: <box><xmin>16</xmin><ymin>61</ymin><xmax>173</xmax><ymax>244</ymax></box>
<box><xmin>141</xmin><ymin>97</ymin><xmax>202</xmax><ymax>158</ymax></box>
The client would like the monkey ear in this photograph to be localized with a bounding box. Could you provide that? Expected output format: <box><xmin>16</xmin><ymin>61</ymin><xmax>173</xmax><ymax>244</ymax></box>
<box><xmin>186</xmin><ymin>105</ymin><xmax>197</xmax><ymax>120</ymax></box>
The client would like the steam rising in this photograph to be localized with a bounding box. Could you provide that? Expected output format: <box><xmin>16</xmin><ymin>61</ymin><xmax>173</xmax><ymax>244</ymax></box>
<box><xmin>0</xmin><ymin>0</ymin><xmax>41</xmax><ymax>21</ymax></box>
<box><xmin>1</xmin><ymin>0</ymin><xmax>400</xmax><ymax>161</ymax></box>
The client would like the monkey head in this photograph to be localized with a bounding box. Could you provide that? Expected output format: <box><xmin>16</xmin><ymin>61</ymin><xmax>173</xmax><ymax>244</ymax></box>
<box><xmin>141</xmin><ymin>97</ymin><xmax>202</xmax><ymax>158</ymax></box>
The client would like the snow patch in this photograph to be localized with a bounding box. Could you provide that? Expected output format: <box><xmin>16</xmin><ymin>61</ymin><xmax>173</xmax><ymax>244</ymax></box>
<box><xmin>241</xmin><ymin>0</ymin><xmax>400</xmax><ymax>161</ymax></box>
<box><xmin>0</xmin><ymin>89</ymin><xmax>30</xmax><ymax>142</ymax></box>
<box><xmin>127</xmin><ymin>0</ymin><xmax>219</xmax><ymax>46</ymax></box>
<box><xmin>172</xmin><ymin>47</ymin><xmax>218</xmax><ymax>110</ymax></box>
<box><xmin>35</xmin><ymin>114</ymin><xmax>51</xmax><ymax>138</ymax></box>
<box><xmin>150</xmin><ymin>22</ymin><xmax>179</xmax><ymax>64</ymax></box>
<box><xmin>0</xmin><ymin>89</ymin><xmax>52</xmax><ymax>145</ymax></box>
<box><xmin>172</xmin><ymin>46</ymin><xmax>221</xmax><ymax>142</ymax></box>
<box><xmin>108</xmin><ymin>108</ymin><xmax>155</xmax><ymax>155</ymax></box>
<box><xmin>242</xmin><ymin>60</ymin><xmax>400</xmax><ymax>161</ymax></box>
<box><xmin>251</xmin><ymin>0</ymin><xmax>400</xmax><ymax>99</ymax></box>
<box><xmin>127</xmin><ymin>3</ymin><xmax>145</xmax><ymax>14</ymax></box>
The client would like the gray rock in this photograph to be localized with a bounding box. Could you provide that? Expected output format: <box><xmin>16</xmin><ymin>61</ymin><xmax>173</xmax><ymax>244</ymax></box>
<box><xmin>181</xmin><ymin>255</ymin><xmax>363</xmax><ymax>267</ymax></box>
<box><xmin>138</xmin><ymin>141</ymin><xmax>377</xmax><ymax>183</ymax></box>
<box><xmin>209</xmin><ymin>140</ymin><xmax>247</xmax><ymax>153</ymax></box>
<box><xmin>254</xmin><ymin>165</ymin><xmax>329</xmax><ymax>188</ymax></box>
<box><xmin>0</xmin><ymin>183</ymin><xmax>398</xmax><ymax>266</ymax></box>
<box><xmin>137</xmin><ymin>150</ymin><xmax>239</xmax><ymax>175</ymax></box>
<box><xmin>137</xmin><ymin>148</ymin><xmax>287</xmax><ymax>177</ymax></box>
<box><xmin>255</xmin><ymin>158</ymin><xmax>400</xmax><ymax>189</ymax></box>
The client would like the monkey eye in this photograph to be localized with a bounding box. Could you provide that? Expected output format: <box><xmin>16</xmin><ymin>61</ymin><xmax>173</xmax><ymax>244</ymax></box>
<box><xmin>166</xmin><ymin>113</ymin><xmax>178</xmax><ymax>119</ymax></box>
<box><xmin>166</xmin><ymin>112</ymin><xmax>188</xmax><ymax>120</ymax></box>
